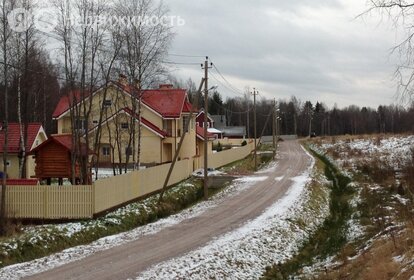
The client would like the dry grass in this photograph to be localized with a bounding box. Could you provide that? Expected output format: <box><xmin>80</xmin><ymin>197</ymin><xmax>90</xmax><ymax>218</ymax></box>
<box><xmin>318</xmin><ymin>222</ymin><xmax>414</xmax><ymax>280</ymax></box>
<box><xmin>307</xmin><ymin>134</ymin><xmax>414</xmax><ymax>279</ymax></box>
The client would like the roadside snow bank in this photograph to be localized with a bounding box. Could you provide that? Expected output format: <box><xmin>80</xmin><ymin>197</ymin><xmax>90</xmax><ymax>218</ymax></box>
<box><xmin>137</xmin><ymin>151</ymin><xmax>331</xmax><ymax>279</ymax></box>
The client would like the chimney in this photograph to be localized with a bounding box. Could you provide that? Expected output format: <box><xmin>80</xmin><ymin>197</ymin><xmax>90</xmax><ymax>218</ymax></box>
<box><xmin>159</xmin><ymin>84</ymin><xmax>174</xmax><ymax>90</ymax></box>
<box><xmin>118</xmin><ymin>74</ymin><xmax>128</xmax><ymax>86</ymax></box>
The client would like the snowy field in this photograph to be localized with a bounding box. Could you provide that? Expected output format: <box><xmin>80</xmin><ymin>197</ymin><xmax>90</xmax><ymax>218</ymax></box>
<box><xmin>316</xmin><ymin>135</ymin><xmax>414</xmax><ymax>172</ymax></box>
<box><xmin>305</xmin><ymin>135</ymin><xmax>414</xmax><ymax>277</ymax></box>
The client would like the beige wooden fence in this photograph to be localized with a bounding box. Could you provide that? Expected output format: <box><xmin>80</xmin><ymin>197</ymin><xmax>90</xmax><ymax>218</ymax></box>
<box><xmin>198</xmin><ymin>141</ymin><xmax>255</xmax><ymax>169</ymax></box>
<box><xmin>1</xmin><ymin>185</ymin><xmax>93</xmax><ymax>219</ymax></box>
<box><xmin>2</xmin><ymin>143</ymin><xmax>254</xmax><ymax>220</ymax></box>
<box><xmin>94</xmin><ymin>159</ymin><xmax>192</xmax><ymax>214</ymax></box>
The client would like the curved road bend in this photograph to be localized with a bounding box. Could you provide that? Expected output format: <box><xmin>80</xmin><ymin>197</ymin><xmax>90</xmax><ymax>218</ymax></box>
<box><xmin>25</xmin><ymin>140</ymin><xmax>312</xmax><ymax>280</ymax></box>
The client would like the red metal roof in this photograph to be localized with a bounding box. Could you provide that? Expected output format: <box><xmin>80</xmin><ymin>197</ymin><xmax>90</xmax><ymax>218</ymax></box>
<box><xmin>52</xmin><ymin>82</ymin><xmax>189</xmax><ymax>119</ymax></box>
<box><xmin>123</xmin><ymin>108</ymin><xmax>168</xmax><ymax>138</ymax></box>
<box><xmin>52</xmin><ymin>90</ymin><xmax>83</xmax><ymax>119</ymax></box>
<box><xmin>6</xmin><ymin>179</ymin><xmax>39</xmax><ymax>185</ymax></box>
<box><xmin>29</xmin><ymin>134</ymin><xmax>92</xmax><ymax>155</ymax></box>
<box><xmin>52</xmin><ymin>134</ymin><xmax>74</xmax><ymax>150</ymax></box>
<box><xmin>182</xmin><ymin>101</ymin><xmax>194</xmax><ymax>113</ymax></box>
<box><xmin>0</xmin><ymin>123</ymin><xmax>44</xmax><ymax>153</ymax></box>
<box><xmin>196</xmin><ymin>126</ymin><xmax>215</xmax><ymax>141</ymax></box>
<box><xmin>141</xmin><ymin>89</ymin><xmax>187</xmax><ymax>118</ymax></box>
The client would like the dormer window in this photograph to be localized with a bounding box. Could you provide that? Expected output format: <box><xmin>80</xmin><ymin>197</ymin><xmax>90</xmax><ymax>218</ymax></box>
<box><xmin>103</xmin><ymin>99</ymin><xmax>112</xmax><ymax>107</ymax></box>
<box><xmin>121</xmin><ymin>122</ymin><xmax>129</xmax><ymax>129</ymax></box>
<box><xmin>74</xmin><ymin>118</ymin><xmax>87</xmax><ymax>131</ymax></box>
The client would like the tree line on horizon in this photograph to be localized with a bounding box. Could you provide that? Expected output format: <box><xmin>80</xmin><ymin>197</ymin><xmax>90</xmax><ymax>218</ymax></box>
<box><xmin>172</xmin><ymin>77</ymin><xmax>414</xmax><ymax>138</ymax></box>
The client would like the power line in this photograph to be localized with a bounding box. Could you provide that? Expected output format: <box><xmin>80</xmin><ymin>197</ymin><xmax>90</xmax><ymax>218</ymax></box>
<box><xmin>208</xmin><ymin>96</ymin><xmax>252</xmax><ymax>114</ymax></box>
<box><xmin>167</xmin><ymin>53</ymin><xmax>205</xmax><ymax>58</ymax></box>
<box><xmin>209</xmin><ymin>71</ymin><xmax>246</xmax><ymax>97</ymax></box>
<box><xmin>210</xmin><ymin>62</ymin><xmax>245</xmax><ymax>96</ymax></box>
<box><xmin>0</xmin><ymin>60</ymin><xmax>80</xmax><ymax>84</ymax></box>
<box><xmin>39</xmin><ymin>30</ymin><xmax>201</xmax><ymax>67</ymax></box>
<box><xmin>161</xmin><ymin>61</ymin><xmax>201</xmax><ymax>66</ymax></box>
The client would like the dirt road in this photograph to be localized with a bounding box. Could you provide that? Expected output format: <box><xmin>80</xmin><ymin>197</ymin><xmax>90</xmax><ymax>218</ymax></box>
<box><xmin>25</xmin><ymin>140</ymin><xmax>312</xmax><ymax>280</ymax></box>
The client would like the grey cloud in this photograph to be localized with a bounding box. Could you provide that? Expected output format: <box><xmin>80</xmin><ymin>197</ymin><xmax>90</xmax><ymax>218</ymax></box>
<box><xmin>167</xmin><ymin>0</ymin><xmax>398</xmax><ymax>108</ymax></box>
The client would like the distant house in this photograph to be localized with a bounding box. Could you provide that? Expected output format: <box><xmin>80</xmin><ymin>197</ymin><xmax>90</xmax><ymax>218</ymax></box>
<box><xmin>197</xmin><ymin>111</ymin><xmax>227</xmax><ymax>139</ymax></box>
<box><xmin>211</xmin><ymin>115</ymin><xmax>227</xmax><ymax>130</ymax></box>
<box><xmin>0</xmin><ymin>123</ymin><xmax>47</xmax><ymax>179</ymax></box>
<box><xmin>196</xmin><ymin>109</ymin><xmax>214</xmax><ymax>128</ymax></box>
<box><xmin>220</xmin><ymin>126</ymin><xmax>246</xmax><ymax>139</ymax></box>
<box><xmin>194</xmin><ymin>126</ymin><xmax>215</xmax><ymax>169</ymax></box>
<box><xmin>29</xmin><ymin>134</ymin><xmax>92</xmax><ymax>184</ymax></box>
<box><xmin>211</xmin><ymin>114</ymin><xmax>246</xmax><ymax>139</ymax></box>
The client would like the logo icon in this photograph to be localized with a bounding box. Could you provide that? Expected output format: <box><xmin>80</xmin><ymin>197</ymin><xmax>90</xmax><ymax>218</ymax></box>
<box><xmin>33</xmin><ymin>8</ymin><xmax>58</xmax><ymax>33</ymax></box>
<box><xmin>7</xmin><ymin>8</ymin><xmax>32</xmax><ymax>32</ymax></box>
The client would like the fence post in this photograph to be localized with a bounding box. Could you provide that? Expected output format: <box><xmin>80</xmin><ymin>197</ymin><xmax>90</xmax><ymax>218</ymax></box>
<box><xmin>44</xmin><ymin>186</ymin><xmax>48</xmax><ymax>219</ymax></box>
<box><xmin>91</xmin><ymin>183</ymin><xmax>95</xmax><ymax>218</ymax></box>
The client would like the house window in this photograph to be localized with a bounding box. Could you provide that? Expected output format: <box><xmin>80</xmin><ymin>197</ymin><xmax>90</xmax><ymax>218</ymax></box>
<box><xmin>163</xmin><ymin>120</ymin><xmax>172</xmax><ymax>136</ymax></box>
<box><xmin>183</xmin><ymin>116</ymin><xmax>190</xmax><ymax>133</ymax></box>
<box><xmin>125</xmin><ymin>147</ymin><xmax>132</xmax><ymax>156</ymax></box>
<box><xmin>103</xmin><ymin>99</ymin><xmax>112</xmax><ymax>107</ymax></box>
<box><xmin>74</xmin><ymin>118</ymin><xmax>87</xmax><ymax>131</ymax></box>
<box><xmin>102</xmin><ymin>146</ymin><xmax>110</xmax><ymax>156</ymax></box>
<box><xmin>121</xmin><ymin>122</ymin><xmax>129</xmax><ymax>129</ymax></box>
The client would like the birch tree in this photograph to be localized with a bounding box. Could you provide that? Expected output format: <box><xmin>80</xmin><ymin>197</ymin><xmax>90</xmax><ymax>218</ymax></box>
<box><xmin>0</xmin><ymin>0</ymin><xmax>16</xmax><ymax>235</ymax></box>
<box><xmin>10</xmin><ymin>0</ymin><xmax>37</xmax><ymax>178</ymax></box>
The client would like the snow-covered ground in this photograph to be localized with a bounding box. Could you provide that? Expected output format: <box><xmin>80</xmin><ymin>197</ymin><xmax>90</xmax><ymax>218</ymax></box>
<box><xmin>0</xmin><ymin>147</ymin><xmax>332</xmax><ymax>280</ymax></box>
<box><xmin>317</xmin><ymin>135</ymin><xmax>414</xmax><ymax>172</ymax></box>
<box><xmin>303</xmin><ymin>135</ymin><xmax>414</xmax><ymax>277</ymax></box>
<box><xmin>136</xmin><ymin>149</ymin><xmax>332</xmax><ymax>279</ymax></box>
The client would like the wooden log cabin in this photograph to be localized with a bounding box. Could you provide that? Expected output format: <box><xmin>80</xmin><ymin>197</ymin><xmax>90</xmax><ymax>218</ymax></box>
<box><xmin>29</xmin><ymin>135</ymin><xmax>92</xmax><ymax>185</ymax></box>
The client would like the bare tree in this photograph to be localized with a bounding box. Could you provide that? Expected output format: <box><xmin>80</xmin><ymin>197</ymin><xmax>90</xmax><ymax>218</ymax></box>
<box><xmin>9</xmin><ymin>0</ymin><xmax>38</xmax><ymax>179</ymax></box>
<box><xmin>91</xmin><ymin>25</ymin><xmax>123</xmax><ymax>180</ymax></box>
<box><xmin>0</xmin><ymin>0</ymin><xmax>16</xmax><ymax>235</ymax></box>
<box><xmin>365</xmin><ymin>1</ymin><xmax>414</xmax><ymax>101</ymax></box>
<box><xmin>114</xmin><ymin>0</ymin><xmax>173</xmax><ymax>170</ymax></box>
<box><xmin>54</xmin><ymin>0</ymin><xmax>110</xmax><ymax>184</ymax></box>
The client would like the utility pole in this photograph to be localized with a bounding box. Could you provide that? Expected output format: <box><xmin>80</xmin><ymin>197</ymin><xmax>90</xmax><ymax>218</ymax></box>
<box><xmin>202</xmin><ymin>57</ymin><xmax>212</xmax><ymax>200</ymax></box>
<box><xmin>272</xmin><ymin>99</ymin><xmax>276</xmax><ymax>160</ymax></box>
<box><xmin>252</xmin><ymin>88</ymin><xmax>258</xmax><ymax>170</ymax></box>
<box><xmin>246</xmin><ymin>97</ymin><xmax>250</xmax><ymax>139</ymax></box>
<box><xmin>158</xmin><ymin>78</ymin><xmax>205</xmax><ymax>203</ymax></box>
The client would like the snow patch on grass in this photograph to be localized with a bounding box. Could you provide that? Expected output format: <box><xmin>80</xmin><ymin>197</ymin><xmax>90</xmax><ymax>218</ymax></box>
<box><xmin>0</xmin><ymin>169</ymin><xmax>272</xmax><ymax>279</ymax></box>
<box><xmin>136</xmin><ymin>152</ymin><xmax>331</xmax><ymax>279</ymax></box>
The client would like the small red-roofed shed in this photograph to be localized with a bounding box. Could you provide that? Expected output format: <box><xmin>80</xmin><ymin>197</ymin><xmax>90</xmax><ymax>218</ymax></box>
<box><xmin>29</xmin><ymin>135</ymin><xmax>92</xmax><ymax>185</ymax></box>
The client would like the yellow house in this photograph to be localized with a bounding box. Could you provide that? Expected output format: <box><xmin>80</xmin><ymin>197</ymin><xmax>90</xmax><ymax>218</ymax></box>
<box><xmin>52</xmin><ymin>79</ymin><xmax>207</xmax><ymax>168</ymax></box>
<box><xmin>0</xmin><ymin>123</ymin><xmax>47</xmax><ymax>179</ymax></box>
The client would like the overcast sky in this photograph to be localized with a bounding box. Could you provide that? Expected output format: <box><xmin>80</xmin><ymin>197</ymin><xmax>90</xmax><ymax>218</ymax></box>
<box><xmin>166</xmin><ymin>0</ymin><xmax>403</xmax><ymax>109</ymax></box>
